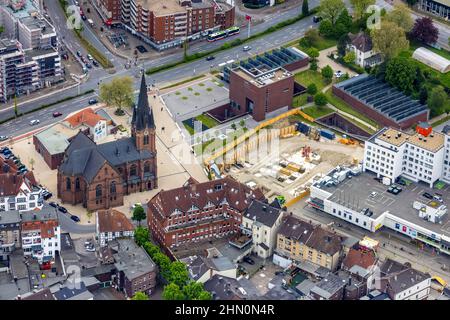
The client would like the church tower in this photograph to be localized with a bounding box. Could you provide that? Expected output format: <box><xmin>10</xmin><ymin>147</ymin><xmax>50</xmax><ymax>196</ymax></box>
<box><xmin>131</xmin><ymin>74</ymin><xmax>156</xmax><ymax>153</ymax></box>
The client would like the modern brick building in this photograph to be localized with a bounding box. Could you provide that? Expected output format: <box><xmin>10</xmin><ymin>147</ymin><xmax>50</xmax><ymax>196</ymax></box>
<box><xmin>57</xmin><ymin>75</ymin><xmax>157</xmax><ymax>211</ymax></box>
<box><xmin>229</xmin><ymin>66</ymin><xmax>294</xmax><ymax>121</ymax></box>
<box><xmin>332</xmin><ymin>74</ymin><xmax>429</xmax><ymax>130</ymax></box>
<box><xmin>147</xmin><ymin>176</ymin><xmax>265</xmax><ymax>249</ymax></box>
<box><xmin>95</xmin><ymin>0</ymin><xmax>234</xmax><ymax>49</ymax></box>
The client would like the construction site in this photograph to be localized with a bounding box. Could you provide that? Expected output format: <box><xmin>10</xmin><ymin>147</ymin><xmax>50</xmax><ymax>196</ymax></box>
<box><xmin>204</xmin><ymin>112</ymin><xmax>365</xmax><ymax>207</ymax></box>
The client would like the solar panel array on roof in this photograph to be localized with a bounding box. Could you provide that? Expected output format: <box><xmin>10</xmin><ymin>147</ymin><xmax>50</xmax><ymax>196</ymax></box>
<box><xmin>222</xmin><ymin>47</ymin><xmax>307</xmax><ymax>83</ymax></box>
<box><xmin>335</xmin><ymin>74</ymin><xmax>429</xmax><ymax>123</ymax></box>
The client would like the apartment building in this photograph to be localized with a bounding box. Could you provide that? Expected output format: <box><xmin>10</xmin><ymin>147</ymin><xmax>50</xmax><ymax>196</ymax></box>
<box><xmin>95</xmin><ymin>0</ymin><xmax>234</xmax><ymax>49</ymax></box>
<box><xmin>0</xmin><ymin>210</ymin><xmax>21</xmax><ymax>261</ymax></box>
<box><xmin>147</xmin><ymin>177</ymin><xmax>265</xmax><ymax>249</ymax></box>
<box><xmin>418</xmin><ymin>0</ymin><xmax>449</xmax><ymax>20</ymax></box>
<box><xmin>273</xmin><ymin>215</ymin><xmax>345</xmax><ymax>271</ymax></box>
<box><xmin>21</xmin><ymin>206</ymin><xmax>61</xmax><ymax>265</ymax></box>
<box><xmin>96</xmin><ymin>209</ymin><xmax>134</xmax><ymax>247</ymax></box>
<box><xmin>242</xmin><ymin>200</ymin><xmax>284</xmax><ymax>259</ymax></box>
<box><xmin>363</xmin><ymin>124</ymin><xmax>445</xmax><ymax>187</ymax></box>
<box><xmin>0</xmin><ymin>158</ymin><xmax>43</xmax><ymax>212</ymax></box>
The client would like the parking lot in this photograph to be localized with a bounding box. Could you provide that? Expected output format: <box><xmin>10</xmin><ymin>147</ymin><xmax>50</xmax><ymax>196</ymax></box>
<box><xmin>326</xmin><ymin>172</ymin><xmax>450</xmax><ymax>238</ymax></box>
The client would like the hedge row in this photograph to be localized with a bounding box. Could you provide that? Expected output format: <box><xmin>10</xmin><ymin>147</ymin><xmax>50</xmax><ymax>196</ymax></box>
<box><xmin>146</xmin><ymin>8</ymin><xmax>318</xmax><ymax>75</ymax></box>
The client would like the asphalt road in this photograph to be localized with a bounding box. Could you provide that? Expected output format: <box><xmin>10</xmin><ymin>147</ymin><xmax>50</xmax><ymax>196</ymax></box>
<box><xmin>57</xmin><ymin>210</ymin><xmax>95</xmax><ymax>234</ymax></box>
<box><xmin>0</xmin><ymin>0</ymin><xmax>449</xmax><ymax>138</ymax></box>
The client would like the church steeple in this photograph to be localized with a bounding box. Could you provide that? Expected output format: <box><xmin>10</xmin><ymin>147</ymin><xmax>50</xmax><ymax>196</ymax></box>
<box><xmin>132</xmin><ymin>74</ymin><xmax>156</xmax><ymax>152</ymax></box>
<box><xmin>132</xmin><ymin>74</ymin><xmax>155</xmax><ymax>131</ymax></box>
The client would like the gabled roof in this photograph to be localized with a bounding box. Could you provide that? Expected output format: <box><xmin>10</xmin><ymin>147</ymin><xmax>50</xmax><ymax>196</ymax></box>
<box><xmin>132</xmin><ymin>74</ymin><xmax>155</xmax><ymax>131</ymax></box>
<box><xmin>97</xmin><ymin>209</ymin><xmax>134</xmax><ymax>234</ymax></box>
<box><xmin>0</xmin><ymin>157</ymin><xmax>37</xmax><ymax>197</ymax></box>
<box><xmin>342</xmin><ymin>248</ymin><xmax>377</xmax><ymax>271</ymax></box>
<box><xmin>244</xmin><ymin>200</ymin><xmax>283</xmax><ymax>227</ymax></box>
<box><xmin>65</xmin><ymin>108</ymin><xmax>106</xmax><ymax>128</ymax></box>
<box><xmin>349</xmin><ymin>32</ymin><xmax>373</xmax><ymax>53</ymax></box>
<box><xmin>148</xmin><ymin>176</ymin><xmax>265</xmax><ymax>220</ymax></box>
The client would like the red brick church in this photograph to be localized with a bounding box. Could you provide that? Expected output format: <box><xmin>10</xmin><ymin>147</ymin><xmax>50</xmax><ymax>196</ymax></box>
<box><xmin>57</xmin><ymin>75</ymin><xmax>158</xmax><ymax>210</ymax></box>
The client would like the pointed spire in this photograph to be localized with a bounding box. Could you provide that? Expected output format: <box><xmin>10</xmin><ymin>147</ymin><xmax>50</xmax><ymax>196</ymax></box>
<box><xmin>132</xmin><ymin>74</ymin><xmax>155</xmax><ymax>131</ymax></box>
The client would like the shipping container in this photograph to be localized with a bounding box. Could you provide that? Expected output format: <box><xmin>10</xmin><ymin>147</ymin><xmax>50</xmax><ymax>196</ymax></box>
<box><xmin>320</xmin><ymin>129</ymin><xmax>335</xmax><ymax>140</ymax></box>
<box><xmin>297</xmin><ymin>122</ymin><xmax>310</xmax><ymax>135</ymax></box>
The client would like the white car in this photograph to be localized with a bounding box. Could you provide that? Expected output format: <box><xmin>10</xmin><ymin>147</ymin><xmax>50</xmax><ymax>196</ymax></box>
<box><xmin>243</xmin><ymin>45</ymin><xmax>252</xmax><ymax>52</ymax></box>
<box><xmin>334</xmin><ymin>70</ymin><xmax>343</xmax><ymax>78</ymax></box>
<box><xmin>87</xmin><ymin>54</ymin><xmax>93</xmax><ymax>61</ymax></box>
<box><xmin>85</xmin><ymin>246</ymin><xmax>95</xmax><ymax>252</ymax></box>
<box><xmin>29</xmin><ymin>119</ymin><xmax>40</xmax><ymax>126</ymax></box>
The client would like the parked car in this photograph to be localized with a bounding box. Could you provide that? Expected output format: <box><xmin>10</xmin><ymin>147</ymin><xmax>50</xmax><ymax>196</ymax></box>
<box><xmin>57</xmin><ymin>205</ymin><xmax>68</xmax><ymax>213</ymax></box>
<box><xmin>313</xmin><ymin>16</ymin><xmax>322</xmax><ymax>23</ymax></box>
<box><xmin>206</xmin><ymin>55</ymin><xmax>215</xmax><ymax>61</ymax></box>
<box><xmin>52</xmin><ymin>112</ymin><xmax>63</xmax><ymax>117</ymax></box>
<box><xmin>92</xmin><ymin>60</ymin><xmax>99</xmax><ymax>67</ymax></box>
<box><xmin>87</xmin><ymin>54</ymin><xmax>93</xmax><ymax>61</ymax></box>
<box><xmin>49</xmin><ymin>202</ymin><xmax>58</xmax><ymax>208</ymax></box>
<box><xmin>433</xmin><ymin>194</ymin><xmax>443</xmax><ymax>203</ymax></box>
<box><xmin>422</xmin><ymin>192</ymin><xmax>433</xmax><ymax>200</ymax></box>
<box><xmin>242</xmin><ymin>45</ymin><xmax>252</xmax><ymax>52</ymax></box>
<box><xmin>70</xmin><ymin>215</ymin><xmax>80</xmax><ymax>222</ymax></box>
<box><xmin>0</xmin><ymin>135</ymin><xmax>9</xmax><ymax>141</ymax></box>
<box><xmin>85</xmin><ymin>246</ymin><xmax>95</xmax><ymax>252</ymax></box>
<box><xmin>42</xmin><ymin>191</ymin><xmax>53</xmax><ymax>200</ymax></box>
<box><xmin>0</xmin><ymin>147</ymin><xmax>10</xmax><ymax>153</ymax></box>
<box><xmin>88</xmin><ymin>98</ymin><xmax>98</xmax><ymax>105</ymax></box>
<box><xmin>29</xmin><ymin>119</ymin><xmax>40</xmax><ymax>126</ymax></box>
<box><xmin>86</xmin><ymin>63</ymin><xmax>92</xmax><ymax>69</ymax></box>
<box><xmin>243</xmin><ymin>256</ymin><xmax>255</xmax><ymax>265</ymax></box>
<box><xmin>334</xmin><ymin>70</ymin><xmax>343</xmax><ymax>78</ymax></box>
<box><xmin>76</xmin><ymin>50</ymin><xmax>82</xmax><ymax>57</ymax></box>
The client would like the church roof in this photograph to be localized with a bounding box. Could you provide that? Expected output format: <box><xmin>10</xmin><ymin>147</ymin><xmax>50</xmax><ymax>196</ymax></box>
<box><xmin>132</xmin><ymin>74</ymin><xmax>155</xmax><ymax>131</ymax></box>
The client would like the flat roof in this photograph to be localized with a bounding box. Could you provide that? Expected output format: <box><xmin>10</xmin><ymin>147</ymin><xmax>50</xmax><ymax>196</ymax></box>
<box><xmin>135</xmin><ymin>0</ymin><xmax>187</xmax><ymax>16</ymax></box>
<box><xmin>374</xmin><ymin>127</ymin><xmax>444</xmax><ymax>152</ymax></box>
<box><xmin>233</xmin><ymin>67</ymin><xmax>292</xmax><ymax>88</ymax></box>
<box><xmin>34</xmin><ymin>124</ymin><xmax>72</xmax><ymax>155</ymax></box>
<box><xmin>318</xmin><ymin>171</ymin><xmax>450</xmax><ymax>237</ymax></box>
<box><xmin>334</xmin><ymin>74</ymin><xmax>429</xmax><ymax>124</ymax></box>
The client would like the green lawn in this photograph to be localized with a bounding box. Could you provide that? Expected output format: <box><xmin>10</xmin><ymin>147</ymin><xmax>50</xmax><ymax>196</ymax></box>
<box><xmin>431</xmin><ymin>114</ymin><xmax>450</xmax><ymax>127</ymax></box>
<box><xmin>195</xmin><ymin>114</ymin><xmax>219</xmax><ymax>128</ymax></box>
<box><xmin>303</xmin><ymin>105</ymin><xmax>334</xmax><ymax>119</ymax></box>
<box><xmin>298</xmin><ymin>36</ymin><xmax>337</xmax><ymax>51</ymax></box>
<box><xmin>293</xmin><ymin>94</ymin><xmax>309</xmax><ymax>107</ymax></box>
<box><xmin>324</xmin><ymin>88</ymin><xmax>379</xmax><ymax>130</ymax></box>
<box><xmin>294</xmin><ymin>70</ymin><xmax>327</xmax><ymax>91</ymax></box>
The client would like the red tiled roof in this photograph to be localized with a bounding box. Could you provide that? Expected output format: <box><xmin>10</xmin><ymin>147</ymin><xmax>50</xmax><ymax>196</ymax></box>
<box><xmin>97</xmin><ymin>209</ymin><xmax>134</xmax><ymax>234</ymax></box>
<box><xmin>148</xmin><ymin>176</ymin><xmax>265</xmax><ymax>221</ymax></box>
<box><xmin>22</xmin><ymin>220</ymin><xmax>58</xmax><ymax>238</ymax></box>
<box><xmin>342</xmin><ymin>248</ymin><xmax>377</xmax><ymax>270</ymax></box>
<box><xmin>0</xmin><ymin>157</ymin><xmax>37</xmax><ymax>196</ymax></box>
<box><xmin>65</xmin><ymin>108</ymin><xmax>105</xmax><ymax>128</ymax></box>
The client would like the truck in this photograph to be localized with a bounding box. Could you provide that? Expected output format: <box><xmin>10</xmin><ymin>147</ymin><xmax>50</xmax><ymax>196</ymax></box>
<box><xmin>320</xmin><ymin>129</ymin><xmax>335</xmax><ymax>140</ymax></box>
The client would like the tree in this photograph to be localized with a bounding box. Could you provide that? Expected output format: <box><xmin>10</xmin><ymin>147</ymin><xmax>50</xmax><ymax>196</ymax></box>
<box><xmin>319</xmin><ymin>0</ymin><xmax>345</xmax><ymax>25</ymax></box>
<box><xmin>314</xmin><ymin>93</ymin><xmax>328</xmax><ymax>106</ymax></box>
<box><xmin>166</xmin><ymin>261</ymin><xmax>190</xmax><ymax>288</ymax></box>
<box><xmin>419</xmin><ymin>86</ymin><xmax>428</xmax><ymax>105</ymax></box>
<box><xmin>99</xmin><ymin>76</ymin><xmax>134</xmax><ymax>114</ymax></box>
<box><xmin>384</xmin><ymin>4</ymin><xmax>414</xmax><ymax>32</ymax></box>
<box><xmin>134</xmin><ymin>226</ymin><xmax>150</xmax><ymax>246</ymax></box>
<box><xmin>239</xmin><ymin>119</ymin><xmax>245</xmax><ymax>128</ymax></box>
<box><xmin>304</xmin><ymin>28</ymin><xmax>320</xmax><ymax>47</ymax></box>
<box><xmin>350</xmin><ymin>0</ymin><xmax>375</xmax><ymax>20</ymax></box>
<box><xmin>183</xmin><ymin>281</ymin><xmax>205</xmax><ymax>300</ymax></box>
<box><xmin>310</xmin><ymin>60</ymin><xmax>318</xmax><ymax>71</ymax></box>
<box><xmin>132</xmin><ymin>205</ymin><xmax>146</xmax><ymax>226</ymax></box>
<box><xmin>343</xmin><ymin>51</ymin><xmax>356</xmax><ymax>64</ymax></box>
<box><xmin>410</xmin><ymin>17</ymin><xmax>439</xmax><ymax>45</ymax></box>
<box><xmin>29</xmin><ymin>158</ymin><xmax>35</xmax><ymax>170</ymax></box>
<box><xmin>307</xmin><ymin>83</ymin><xmax>318</xmax><ymax>95</ymax></box>
<box><xmin>413</xmin><ymin>67</ymin><xmax>425</xmax><ymax>92</ymax></box>
<box><xmin>427</xmin><ymin>86</ymin><xmax>447</xmax><ymax>116</ymax></box>
<box><xmin>163</xmin><ymin>283</ymin><xmax>185</xmax><ymax>300</ymax></box>
<box><xmin>334</xmin><ymin>9</ymin><xmax>353</xmax><ymax>37</ymax></box>
<box><xmin>302</xmin><ymin>0</ymin><xmax>309</xmax><ymax>16</ymax></box>
<box><xmin>371</xmin><ymin>21</ymin><xmax>409</xmax><ymax>60</ymax></box>
<box><xmin>321</xmin><ymin>65</ymin><xmax>334</xmax><ymax>82</ymax></box>
<box><xmin>143</xmin><ymin>242</ymin><xmax>161</xmax><ymax>258</ymax></box>
<box><xmin>319</xmin><ymin>19</ymin><xmax>334</xmax><ymax>38</ymax></box>
<box><xmin>385</xmin><ymin>57</ymin><xmax>416</xmax><ymax>94</ymax></box>
<box><xmin>306</xmin><ymin>47</ymin><xmax>319</xmax><ymax>60</ymax></box>
<box><xmin>197</xmin><ymin>291</ymin><xmax>212</xmax><ymax>300</ymax></box>
<box><xmin>231</xmin><ymin>123</ymin><xmax>237</xmax><ymax>130</ymax></box>
<box><xmin>153</xmin><ymin>252</ymin><xmax>171</xmax><ymax>273</ymax></box>
<box><xmin>337</xmin><ymin>34</ymin><xmax>351</xmax><ymax>56</ymax></box>
<box><xmin>132</xmin><ymin>292</ymin><xmax>149</xmax><ymax>300</ymax></box>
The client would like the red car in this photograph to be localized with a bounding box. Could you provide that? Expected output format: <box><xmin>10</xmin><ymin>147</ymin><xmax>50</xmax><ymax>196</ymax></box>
<box><xmin>53</xmin><ymin>112</ymin><xmax>63</xmax><ymax>117</ymax></box>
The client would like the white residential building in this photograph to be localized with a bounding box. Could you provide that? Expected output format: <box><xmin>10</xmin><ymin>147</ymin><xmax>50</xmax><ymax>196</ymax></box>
<box><xmin>96</xmin><ymin>209</ymin><xmax>134</xmax><ymax>247</ymax></box>
<box><xmin>21</xmin><ymin>206</ymin><xmax>61</xmax><ymax>265</ymax></box>
<box><xmin>347</xmin><ymin>32</ymin><xmax>382</xmax><ymax>68</ymax></box>
<box><xmin>363</xmin><ymin>126</ymin><xmax>445</xmax><ymax>187</ymax></box>
<box><xmin>242</xmin><ymin>200</ymin><xmax>284</xmax><ymax>259</ymax></box>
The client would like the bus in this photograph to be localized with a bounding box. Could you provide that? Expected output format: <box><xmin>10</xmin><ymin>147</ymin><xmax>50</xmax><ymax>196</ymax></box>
<box><xmin>207</xmin><ymin>26</ymin><xmax>240</xmax><ymax>42</ymax></box>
